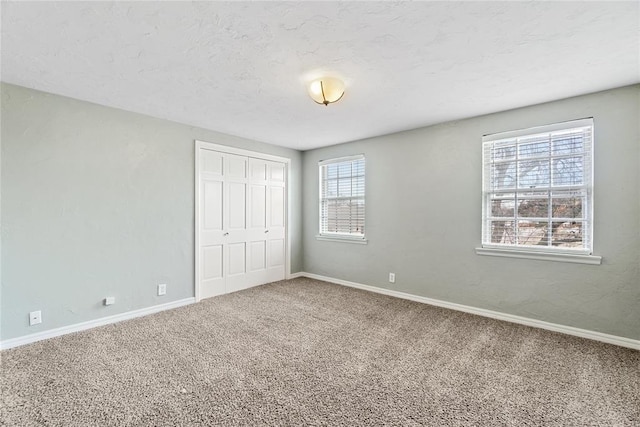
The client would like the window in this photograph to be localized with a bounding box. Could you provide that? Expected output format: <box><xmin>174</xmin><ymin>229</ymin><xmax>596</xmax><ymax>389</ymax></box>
<box><xmin>481</xmin><ymin>118</ymin><xmax>594</xmax><ymax>256</ymax></box>
<box><xmin>319</xmin><ymin>155</ymin><xmax>365</xmax><ymax>240</ymax></box>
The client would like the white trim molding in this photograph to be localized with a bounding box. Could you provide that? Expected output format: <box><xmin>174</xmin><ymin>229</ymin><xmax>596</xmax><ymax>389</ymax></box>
<box><xmin>195</xmin><ymin>140</ymin><xmax>291</xmax><ymax>164</ymax></box>
<box><xmin>297</xmin><ymin>272</ymin><xmax>639</xmax><ymax>351</ymax></box>
<box><xmin>318</xmin><ymin>154</ymin><xmax>365</xmax><ymax>166</ymax></box>
<box><xmin>475</xmin><ymin>247</ymin><xmax>602</xmax><ymax>264</ymax></box>
<box><xmin>0</xmin><ymin>298</ymin><xmax>195</xmax><ymax>350</ymax></box>
<box><xmin>315</xmin><ymin>235</ymin><xmax>368</xmax><ymax>244</ymax></box>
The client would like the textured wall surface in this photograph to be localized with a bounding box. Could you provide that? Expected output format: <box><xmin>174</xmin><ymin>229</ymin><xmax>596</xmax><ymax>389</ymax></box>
<box><xmin>2</xmin><ymin>83</ymin><xmax>638</xmax><ymax>343</ymax></box>
<box><xmin>1</xmin><ymin>83</ymin><xmax>302</xmax><ymax>341</ymax></box>
<box><xmin>302</xmin><ymin>85</ymin><xmax>640</xmax><ymax>340</ymax></box>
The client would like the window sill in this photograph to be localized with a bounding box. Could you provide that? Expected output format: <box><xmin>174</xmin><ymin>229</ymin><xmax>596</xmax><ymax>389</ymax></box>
<box><xmin>316</xmin><ymin>235</ymin><xmax>368</xmax><ymax>245</ymax></box>
<box><xmin>475</xmin><ymin>247</ymin><xmax>602</xmax><ymax>265</ymax></box>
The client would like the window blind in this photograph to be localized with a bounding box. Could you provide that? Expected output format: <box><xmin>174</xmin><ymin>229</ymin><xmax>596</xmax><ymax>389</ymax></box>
<box><xmin>319</xmin><ymin>155</ymin><xmax>365</xmax><ymax>237</ymax></box>
<box><xmin>482</xmin><ymin>119</ymin><xmax>594</xmax><ymax>254</ymax></box>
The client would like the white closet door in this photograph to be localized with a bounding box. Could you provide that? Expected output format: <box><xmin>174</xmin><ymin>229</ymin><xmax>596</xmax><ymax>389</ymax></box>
<box><xmin>197</xmin><ymin>145</ymin><xmax>287</xmax><ymax>300</ymax></box>
<box><xmin>246</xmin><ymin>159</ymin><xmax>269</xmax><ymax>286</ymax></box>
<box><xmin>199</xmin><ymin>149</ymin><xmax>226</xmax><ymax>299</ymax></box>
<box><xmin>265</xmin><ymin>160</ymin><xmax>286</xmax><ymax>282</ymax></box>
<box><xmin>246</xmin><ymin>159</ymin><xmax>286</xmax><ymax>285</ymax></box>
<box><xmin>223</xmin><ymin>154</ymin><xmax>251</xmax><ymax>293</ymax></box>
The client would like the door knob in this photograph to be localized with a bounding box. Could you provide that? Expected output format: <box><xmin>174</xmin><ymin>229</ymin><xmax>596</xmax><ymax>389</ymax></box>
<box><xmin>265</xmin><ymin>230</ymin><xmax>269</xmax><ymax>233</ymax></box>
<box><xmin>223</xmin><ymin>232</ymin><xmax>229</xmax><ymax>236</ymax></box>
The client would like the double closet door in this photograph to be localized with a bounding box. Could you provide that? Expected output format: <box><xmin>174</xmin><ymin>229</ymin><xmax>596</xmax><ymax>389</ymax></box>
<box><xmin>197</xmin><ymin>145</ymin><xmax>287</xmax><ymax>300</ymax></box>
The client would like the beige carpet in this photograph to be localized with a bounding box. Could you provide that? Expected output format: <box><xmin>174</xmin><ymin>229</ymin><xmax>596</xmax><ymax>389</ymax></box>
<box><xmin>1</xmin><ymin>278</ymin><xmax>638</xmax><ymax>426</ymax></box>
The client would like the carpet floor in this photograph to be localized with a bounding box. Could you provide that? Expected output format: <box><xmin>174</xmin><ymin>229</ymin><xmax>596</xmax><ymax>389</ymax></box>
<box><xmin>1</xmin><ymin>278</ymin><xmax>639</xmax><ymax>426</ymax></box>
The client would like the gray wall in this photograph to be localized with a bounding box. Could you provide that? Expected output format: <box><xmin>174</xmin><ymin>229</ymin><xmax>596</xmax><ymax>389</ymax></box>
<box><xmin>302</xmin><ymin>85</ymin><xmax>640</xmax><ymax>340</ymax></box>
<box><xmin>1</xmin><ymin>83</ymin><xmax>302</xmax><ymax>341</ymax></box>
<box><xmin>3</xmin><ymin>82</ymin><xmax>638</xmax><ymax>343</ymax></box>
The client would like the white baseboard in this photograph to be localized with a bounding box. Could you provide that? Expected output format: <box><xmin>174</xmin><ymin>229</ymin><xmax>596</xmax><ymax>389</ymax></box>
<box><xmin>298</xmin><ymin>272</ymin><xmax>640</xmax><ymax>351</ymax></box>
<box><xmin>0</xmin><ymin>298</ymin><xmax>196</xmax><ymax>350</ymax></box>
<box><xmin>5</xmin><ymin>276</ymin><xmax>637</xmax><ymax>351</ymax></box>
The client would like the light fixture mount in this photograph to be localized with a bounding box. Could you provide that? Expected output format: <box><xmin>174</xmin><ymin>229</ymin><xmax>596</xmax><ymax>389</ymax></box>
<box><xmin>308</xmin><ymin>77</ymin><xmax>345</xmax><ymax>106</ymax></box>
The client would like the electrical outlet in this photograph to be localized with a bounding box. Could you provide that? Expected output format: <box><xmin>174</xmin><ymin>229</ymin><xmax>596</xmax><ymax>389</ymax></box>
<box><xmin>157</xmin><ymin>283</ymin><xmax>167</xmax><ymax>296</ymax></box>
<box><xmin>29</xmin><ymin>310</ymin><xmax>42</xmax><ymax>326</ymax></box>
<box><xmin>104</xmin><ymin>297</ymin><xmax>115</xmax><ymax>306</ymax></box>
<box><xmin>389</xmin><ymin>273</ymin><xmax>396</xmax><ymax>283</ymax></box>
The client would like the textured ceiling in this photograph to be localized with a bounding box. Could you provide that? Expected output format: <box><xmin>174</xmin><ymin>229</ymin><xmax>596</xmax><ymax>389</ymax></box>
<box><xmin>2</xmin><ymin>1</ymin><xmax>639</xmax><ymax>150</ymax></box>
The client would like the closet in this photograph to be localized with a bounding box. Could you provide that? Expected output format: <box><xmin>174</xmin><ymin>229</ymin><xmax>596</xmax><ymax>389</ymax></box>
<box><xmin>196</xmin><ymin>142</ymin><xmax>287</xmax><ymax>300</ymax></box>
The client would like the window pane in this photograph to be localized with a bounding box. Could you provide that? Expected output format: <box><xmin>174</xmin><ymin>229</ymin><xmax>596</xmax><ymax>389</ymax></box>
<box><xmin>337</xmin><ymin>178</ymin><xmax>351</xmax><ymax>197</ymax></box>
<box><xmin>552</xmin><ymin>134</ymin><xmax>584</xmax><ymax>155</ymax></box>
<box><xmin>323</xmin><ymin>199</ymin><xmax>365</xmax><ymax>235</ymax></box>
<box><xmin>517</xmin><ymin>197</ymin><xmax>549</xmax><ymax>218</ymax></box>
<box><xmin>337</xmin><ymin>162</ymin><xmax>352</xmax><ymax>178</ymax></box>
<box><xmin>551</xmin><ymin>221</ymin><xmax>583</xmax><ymax>248</ymax></box>
<box><xmin>353</xmin><ymin>175</ymin><xmax>365</xmax><ymax>197</ymax></box>
<box><xmin>324</xmin><ymin>179</ymin><xmax>338</xmax><ymax>197</ymax></box>
<box><xmin>491</xmin><ymin>162</ymin><xmax>516</xmax><ymax>189</ymax></box>
<box><xmin>518</xmin><ymin>159</ymin><xmax>550</xmax><ymax>188</ymax></box>
<box><xmin>324</xmin><ymin>200</ymin><xmax>352</xmax><ymax>233</ymax></box>
<box><xmin>518</xmin><ymin>136</ymin><xmax>550</xmax><ymax>158</ymax></box>
<box><xmin>489</xmin><ymin>220</ymin><xmax>515</xmax><ymax>244</ymax></box>
<box><xmin>551</xmin><ymin>194</ymin><xmax>583</xmax><ymax>219</ymax></box>
<box><xmin>490</xmin><ymin>198</ymin><xmax>514</xmax><ymax>217</ymax></box>
<box><xmin>326</xmin><ymin>164</ymin><xmax>338</xmax><ymax>179</ymax></box>
<box><xmin>552</xmin><ymin>157</ymin><xmax>583</xmax><ymax>186</ymax></box>
<box><xmin>350</xmin><ymin>200</ymin><xmax>365</xmax><ymax>235</ymax></box>
<box><xmin>493</xmin><ymin>141</ymin><xmax>516</xmax><ymax>161</ymax></box>
<box><xmin>516</xmin><ymin>220</ymin><xmax>548</xmax><ymax>246</ymax></box>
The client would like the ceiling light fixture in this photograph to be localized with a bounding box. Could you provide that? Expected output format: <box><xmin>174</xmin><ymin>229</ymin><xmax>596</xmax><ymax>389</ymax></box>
<box><xmin>308</xmin><ymin>77</ymin><xmax>345</xmax><ymax>106</ymax></box>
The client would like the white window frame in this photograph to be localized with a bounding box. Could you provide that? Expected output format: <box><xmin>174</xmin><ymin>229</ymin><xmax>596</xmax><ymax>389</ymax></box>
<box><xmin>476</xmin><ymin>118</ymin><xmax>601</xmax><ymax>264</ymax></box>
<box><xmin>317</xmin><ymin>155</ymin><xmax>367</xmax><ymax>244</ymax></box>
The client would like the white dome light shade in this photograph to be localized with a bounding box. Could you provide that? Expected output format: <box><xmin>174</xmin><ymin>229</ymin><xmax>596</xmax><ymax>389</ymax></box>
<box><xmin>308</xmin><ymin>77</ymin><xmax>345</xmax><ymax>106</ymax></box>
